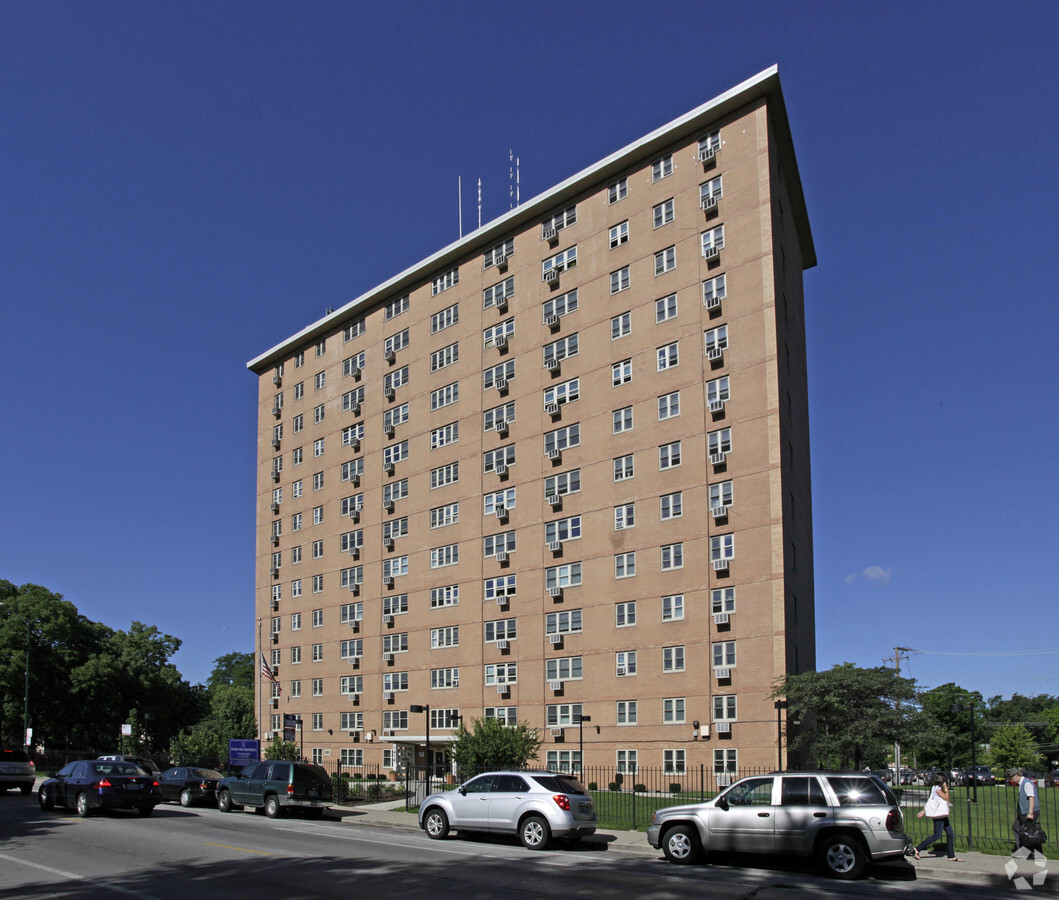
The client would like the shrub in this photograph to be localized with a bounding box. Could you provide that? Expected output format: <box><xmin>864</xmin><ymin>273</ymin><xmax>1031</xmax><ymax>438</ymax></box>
<box><xmin>669</xmin><ymin>783</ymin><xmax>682</xmax><ymax>794</ymax></box>
<box><xmin>588</xmin><ymin>782</ymin><xmax>598</xmax><ymax>791</ymax></box>
<box><xmin>353</xmin><ymin>773</ymin><xmax>363</xmax><ymax>781</ymax></box>
<box><xmin>634</xmin><ymin>783</ymin><xmax>647</xmax><ymax>792</ymax></box>
<box><xmin>608</xmin><ymin>782</ymin><xmax>621</xmax><ymax>792</ymax></box>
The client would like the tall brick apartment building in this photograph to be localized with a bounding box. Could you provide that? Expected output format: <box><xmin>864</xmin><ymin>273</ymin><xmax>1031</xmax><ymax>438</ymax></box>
<box><xmin>247</xmin><ymin>66</ymin><xmax>815</xmax><ymax>782</ymax></box>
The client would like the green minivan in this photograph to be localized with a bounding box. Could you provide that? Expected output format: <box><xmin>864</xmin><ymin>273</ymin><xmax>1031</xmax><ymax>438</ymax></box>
<box><xmin>217</xmin><ymin>760</ymin><xmax>333</xmax><ymax>818</ymax></box>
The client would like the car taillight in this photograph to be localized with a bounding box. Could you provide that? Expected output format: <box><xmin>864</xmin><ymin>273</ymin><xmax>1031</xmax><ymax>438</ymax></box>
<box><xmin>152</xmin><ymin>781</ymin><xmax>159</xmax><ymax>787</ymax></box>
<box><xmin>200</xmin><ymin>781</ymin><xmax>209</xmax><ymax>790</ymax></box>
<box><xmin>552</xmin><ymin>794</ymin><xmax>571</xmax><ymax>811</ymax></box>
<box><xmin>96</xmin><ymin>779</ymin><xmax>112</xmax><ymax>789</ymax></box>
<box><xmin>886</xmin><ymin>808</ymin><xmax>900</xmax><ymax>831</ymax></box>
<box><xmin>287</xmin><ymin>784</ymin><xmax>294</xmax><ymax>797</ymax></box>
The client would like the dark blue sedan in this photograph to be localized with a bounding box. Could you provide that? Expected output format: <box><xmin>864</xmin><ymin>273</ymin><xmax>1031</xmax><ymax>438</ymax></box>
<box><xmin>38</xmin><ymin>759</ymin><xmax>161</xmax><ymax>817</ymax></box>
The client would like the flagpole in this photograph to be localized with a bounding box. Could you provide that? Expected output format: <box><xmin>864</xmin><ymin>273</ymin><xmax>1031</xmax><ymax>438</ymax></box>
<box><xmin>257</xmin><ymin>618</ymin><xmax>263</xmax><ymax>743</ymax></box>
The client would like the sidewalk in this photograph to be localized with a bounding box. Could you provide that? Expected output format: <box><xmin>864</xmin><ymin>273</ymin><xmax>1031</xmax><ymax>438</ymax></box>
<box><xmin>331</xmin><ymin>800</ymin><xmax>1036</xmax><ymax>888</ymax></box>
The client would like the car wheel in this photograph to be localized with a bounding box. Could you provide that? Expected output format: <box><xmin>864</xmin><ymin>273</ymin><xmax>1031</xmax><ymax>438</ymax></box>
<box><xmin>179</xmin><ymin>789</ymin><xmax>193</xmax><ymax>808</ymax></box>
<box><xmin>38</xmin><ymin>786</ymin><xmax>54</xmax><ymax>811</ymax></box>
<box><xmin>265</xmin><ymin>795</ymin><xmax>282</xmax><ymax>818</ymax></box>
<box><xmin>218</xmin><ymin>790</ymin><xmax>233</xmax><ymax>812</ymax></box>
<box><xmin>137</xmin><ymin>805</ymin><xmax>154</xmax><ymax>816</ymax></box>
<box><xmin>662</xmin><ymin>824</ymin><xmax>704</xmax><ymax>865</ymax></box>
<box><xmin>423</xmin><ymin>807</ymin><xmax>450</xmax><ymax>840</ymax></box>
<box><xmin>520</xmin><ymin>814</ymin><xmax>551</xmax><ymax>851</ymax></box>
<box><xmin>20</xmin><ymin>784</ymin><xmax>33</xmax><ymax>796</ymax></box>
<box><xmin>76</xmin><ymin>792</ymin><xmax>91</xmax><ymax>818</ymax></box>
<box><xmin>820</xmin><ymin>834</ymin><xmax>867</xmax><ymax>880</ymax></box>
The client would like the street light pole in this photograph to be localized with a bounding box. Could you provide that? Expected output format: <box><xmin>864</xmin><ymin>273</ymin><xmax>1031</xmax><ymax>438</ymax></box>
<box><xmin>577</xmin><ymin>714</ymin><xmax>591</xmax><ymax>780</ymax></box>
<box><xmin>774</xmin><ymin>700</ymin><xmax>788</xmax><ymax>771</ymax></box>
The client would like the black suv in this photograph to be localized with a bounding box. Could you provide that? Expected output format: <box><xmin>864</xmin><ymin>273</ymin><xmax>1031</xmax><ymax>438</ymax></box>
<box><xmin>217</xmin><ymin>761</ymin><xmax>332</xmax><ymax>818</ymax></box>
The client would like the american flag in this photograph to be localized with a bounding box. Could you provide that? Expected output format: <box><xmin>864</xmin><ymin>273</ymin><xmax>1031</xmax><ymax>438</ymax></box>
<box><xmin>260</xmin><ymin>652</ymin><xmax>281</xmax><ymax>693</ymax></box>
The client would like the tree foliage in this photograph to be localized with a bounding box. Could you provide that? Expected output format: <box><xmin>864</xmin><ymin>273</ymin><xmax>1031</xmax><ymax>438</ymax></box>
<box><xmin>451</xmin><ymin>716</ymin><xmax>543</xmax><ymax>774</ymax></box>
<box><xmin>911</xmin><ymin>683</ymin><xmax>987</xmax><ymax>768</ymax></box>
<box><xmin>207</xmin><ymin>652</ymin><xmax>254</xmax><ymax>692</ymax></box>
<box><xmin>985</xmin><ymin>725</ymin><xmax>1042</xmax><ymax>771</ymax></box>
<box><xmin>773</xmin><ymin>663</ymin><xmax>920</xmax><ymax>770</ymax></box>
<box><xmin>264</xmin><ymin>737</ymin><xmax>302</xmax><ymax>761</ymax></box>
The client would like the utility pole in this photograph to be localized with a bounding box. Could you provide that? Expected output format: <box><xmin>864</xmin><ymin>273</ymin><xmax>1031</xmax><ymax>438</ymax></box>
<box><xmin>886</xmin><ymin>647</ymin><xmax>914</xmax><ymax>782</ymax></box>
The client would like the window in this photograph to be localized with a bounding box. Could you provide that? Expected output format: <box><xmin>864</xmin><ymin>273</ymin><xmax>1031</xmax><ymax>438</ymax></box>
<box><xmin>542</xmin><ymin>246</ymin><xmax>577</xmax><ymax>280</ymax></box>
<box><xmin>483</xmin><ymin>401</ymin><xmax>516</xmax><ymax>432</ymax></box>
<box><xmin>313</xmin><ymin>372</ymin><xmax>326</xmax><ymax>392</ymax></box>
<box><xmin>613</xmin><ymin>454</ymin><xmax>634</xmax><ymax>481</ymax></box>
<box><xmin>707</xmin><ymin>375</ymin><xmax>731</xmax><ymax>406</ymax></box>
<box><xmin>701</xmin><ymin>225</ymin><xmax>725</xmax><ymax>257</ymax></box>
<box><xmin>659</xmin><ymin>441</ymin><xmax>681</xmax><ymax>470</ymax></box>
<box><xmin>383</xmin><ymin>478</ymin><xmax>408</xmax><ymax>507</ymax></box>
<box><xmin>610</xmin><ymin>266</ymin><xmax>630</xmax><ymax>294</ymax></box>
<box><xmin>431</xmin><ymin>267</ymin><xmax>459</xmax><ymax>296</ymax></box>
<box><xmin>382</xmin><ymin>405</ymin><xmax>409</xmax><ymax>435</ymax></box>
<box><xmin>382</xmin><ymin>368</ymin><xmax>408</xmax><ymax>397</ymax></box>
<box><xmin>611</xmin><ymin>311</ymin><xmax>631</xmax><ymax>340</ymax></box>
<box><xmin>607</xmin><ymin>178</ymin><xmax>627</xmax><ymax>204</ymax></box>
<box><xmin>660</xmin><ymin>491</ymin><xmax>683</xmax><ymax>520</ymax></box>
<box><xmin>383</xmin><ymin>710</ymin><xmax>408</xmax><ymax>730</ymax></box>
<box><xmin>543</xmin><ymin>334</ymin><xmax>578</xmax><ymax>365</ymax></box>
<box><xmin>616</xmin><ymin>650</ymin><xmax>637</xmax><ymax>676</ymax></box>
<box><xmin>430</xmin><ymin>462</ymin><xmax>459</xmax><ymax>489</ymax></box>
<box><xmin>544</xmin><ymin>468</ymin><xmax>581</xmax><ymax>499</ymax></box>
<box><xmin>290</xmin><ymin>680</ymin><xmax>301</xmax><ymax>698</ymax></box>
<box><xmin>699</xmin><ymin>129</ymin><xmax>721</xmax><ymax>158</ymax></box>
<box><xmin>546</xmin><ymin>703</ymin><xmax>584</xmax><ymax>726</ymax></box>
<box><xmin>663</xmin><ymin>697</ymin><xmax>685</xmax><ymax>724</ymax></box>
<box><xmin>614</xmin><ymin>552</ymin><xmax>636</xmax><ymax>579</ymax></box>
<box><xmin>342</xmin><ymin>351</ymin><xmax>365</xmax><ymax>378</ymax></box>
<box><xmin>483</xmin><ymin>237</ymin><xmax>514</xmax><ymax>269</ymax></box>
<box><xmin>340</xmin><ymin>675</ymin><xmax>362</xmax><ymax>695</ymax></box>
<box><xmin>340</xmin><ymin>639</ymin><xmax>362</xmax><ymax>659</ymax></box>
<box><xmin>711</xmin><ymin>534</ymin><xmax>735</xmax><ymax>566</ymax></box>
<box><xmin>703</xmin><ymin>273</ymin><xmax>727</xmax><ymax>308</ymax></box>
<box><xmin>542</xmin><ymin>288</ymin><xmax>578</xmax><ymax>322</ymax></box>
<box><xmin>382</xmin><ymin>441</ymin><xmax>408</xmax><ymax>470</ymax></box>
<box><xmin>430</xmin><ymin>544</ymin><xmax>459</xmax><ymax>569</ymax></box>
<box><xmin>431</xmin><ymin>668</ymin><xmax>460</xmax><ymax>690</ymax></box>
<box><xmin>342</xmin><ymin>386</ymin><xmax>365</xmax><ymax>412</ymax></box>
<box><xmin>616</xmin><ymin>700</ymin><xmax>638</xmax><ymax>725</ymax></box>
<box><xmin>290</xmin><ymin>646</ymin><xmax>301</xmax><ymax>664</ymax></box>
<box><xmin>340</xmin><ymin>566</ymin><xmax>363</xmax><ymax>590</ymax></box>
<box><xmin>483</xmin><ymin>530</ymin><xmax>516</xmax><ymax>557</ymax></box>
<box><xmin>483</xmin><ymin>359</ymin><xmax>515</xmax><ymax>389</ymax></box>
<box><xmin>483</xmin><ymin>277</ymin><xmax>514</xmax><ymax>310</ymax></box>
<box><xmin>653</xmin><ymin>197</ymin><xmax>675</xmax><ymax>228</ymax></box>
<box><xmin>430</xmin><ymin>503</ymin><xmax>460</xmax><ymax>529</ymax></box>
<box><xmin>543</xmin><ymin>377</ymin><xmax>579</xmax><ymax>408</ymax></box>
<box><xmin>430</xmin><ymin>343</ymin><xmax>459</xmax><ymax>372</ymax></box>
<box><xmin>663</xmin><ymin>645</ymin><xmax>685</xmax><ymax>672</ymax></box>
<box><xmin>709</xmin><ymin>427</ymin><xmax>732</xmax><ymax>459</ymax></box>
<box><xmin>311</xmin><ymin>713</ymin><xmax>323</xmax><ymax>731</ymax></box>
<box><xmin>383</xmin><ymin>672</ymin><xmax>408</xmax><ymax>693</ymax></box>
<box><xmin>315</xmin><ymin>339</ymin><xmax>326</xmax><ymax>358</ymax></box>
<box><xmin>654</xmin><ymin>246</ymin><xmax>676</xmax><ymax>276</ymax></box>
<box><xmin>664</xmin><ymin>749</ymin><xmax>686</xmax><ymax>774</ymax></box>
<box><xmin>342</xmin><ymin>319</ymin><xmax>365</xmax><ymax>342</ymax></box>
<box><xmin>292</xmin><ymin>414</ymin><xmax>303</xmax><ymax>433</ymax></box>
<box><xmin>714</xmin><ymin>694</ymin><xmax>737</xmax><ymax>722</ymax></box>
<box><xmin>382</xmin><ymin>632</ymin><xmax>409</xmax><ymax>654</ymax></box>
<box><xmin>483</xmin><ymin>488</ymin><xmax>516</xmax><ymax>515</ymax></box>
<box><xmin>485</xmin><ymin>663</ymin><xmax>518</xmax><ymax>686</ymax></box>
<box><xmin>431</xmin><ymin>303</ymin><xmax>459</xmax><ymax>334</ymax></box>
<box><xmin>713</xmin><ymin>640</ymin><xmax>736</xmax><ymax>669</ymax></box>
<box><xmin>484</xmin><ymin>618</ymin><xmax>517</xmax><ymax>642</ymax></box>
<box><xmin>545</xmin><ymin>656</ymin><xmax>583</xmax><ymax>682</ymax></box>
<box><xmin>484</xmin><ymin>575</ymin><xmax>517</xmax><ymax>602</ymax></box>
<box><xmin>483</xmin><ymin>444</ymin><xmax>515</xmax><ymax>474</ymax></box>
<box><xmin>312</xmin><ymin>470</ymin><xmax>324</xmax><ymax>490</ymax></box>
<box><xmin>313</xmin><ymin>404</ymin><xmax>325</xmax><ymax>425</ymax></box>
<box><xmin>545</xmin><ymin>563</ymin><xmax>582</xmax><ymax>590</ymax></box>
<box><xmin>292</xmin><ymin>383</ymin><xmax>303</xmax><ymax>402</ymax></box>
<box><xmin>700</xmin><ymin>175</ymin><xmax>723</xmax><ymax>206</ymax></box>
<box><xmin>294</xmin><ymin>351</ymin><xmax>305</xmax><ymax>368</ymax></box>
<box><xmin>658</xmin><ymin>391</ymin><xmax>680</xmax><ymax>420</ymax></box>
<box><xmin>544</xmin><ymin>516</ymin><xmax>581</xmax><ymax>543</ymax></box>
<box><xmin>430</xmin><ymin>626</ymin><xmax>459</xmax><ymax>649</ymax></box>
<box><xmin>710</xmin><ymin>481</ymin><xmax>733</xmax><ymax>512</ymax></box>
<box><xmin>430</xmin><ymin>584</ymin><xmax>460</xmax><ymax>608</ymax></box>
<box><xmin>655</xmin><ymin>293</ymin><xmax>678</xmax><ymax>323</ymax></box>
<box><xmin>612</xmin><ymin>359</ymin><xmax>632</xmax><ymax>386</ymax></box>
<box><xmin>542</xmin><ymin>204</ymin><xmax>576</xmax><ymax>235</ymax></box>
<box><xmin>311</xmin><ymin>540</ymin><xmax>323</xmax><ymax>559</ymax></box>
<box><xmin>712</xmin><ymin>586</ymin><xmax>736</xmax><ymax>615</ymax></box>
<box><xmin>292</xmin><ymin>447</ymin><xmax>303</xmax><ymax>466</ymax></box>
<box><xmin>614</xmin><ymin>503</ymin><xmax>635</xmax><ymax>530</ymax></box>
<box><xmin>657</xmin><ymin>341</ymin><xmax>679</xmax><ymax>370</ymax></box>
<box><xmin>662</xmin><ymin>594</ymin><xmax>685</xmax><ymax>621</ymax></box>
<box><xmin>705</xmin><ymin>324</ymin><xmax>728</xmax><ymax>357</ymax></box>
<box><xmin>544</xmin><ymin>423</ymin><xmax>580</xmax><ymax>454</ymax></box>
<box><xmin>311</xmin><ymin>573</ymin><xmax>323</xmax><ymax>593</ymax></box>
<box><xmin>339</xmin><ymin>495</ymin><xmax>362</xmax><ymax>519</ymax></box>
<box><xmin>485</xmin><ymin>707</ymin><xmax>518</xmax><ymax>726</ymax></box>
<box><xmin>652</xmin><ymin>155</ymin><xmax>673</xmax><ymax>181</ymax></box>
<box><xmin>617</xmin><ymin>750</ymin><xmax>638</xmax><ymax>774</ymax></box>
<box><xmin>340</xmin><ymin>459</ymin><xmax>362</xmax><ymax>483</ymax></box>
<box><xmin>609</xmin><ymin>221</ymin><xmax>629</xmax><ymax>249</ymax></box>
<box><xmin>291</xmin><ymin>579</ymin><xmax>302</xmax><ymax>597</ymax></box>
<box><xmin>612</xmin><ymin>406</ymin><xmax>633</xmax><ymax>434</ymax></box>
<box><xmin>312</xmin><ymin>643</ymin><xmax>323</xmax><ymax>662</ymax></box>
<box><xmin>615</xmin><ymin>600</ymin><xmax>636</xmax><ymax>627</ymax></box>
<box><xmin>340</xmin><ymin>601</ymin><xmax>364</xmax><ymax>623</ymax></box>
<box><xmin>430</xmin><ymin>422</ymin><xmax>459</xmax><ymax>450</ymax></box>
<box><xmin>430</xmin><ymin>382</ymin><xmax>459</xmax><ymax>411</ymax></box>
<box><xmin>661</xmin><ymin>543</ymin><xmax>684</xmax><ymax>571</ymax></box>
<box><xmin>341</xmin><ymin>424</ymin><xmax>364</xmax><ymax>448</ymax></box>
<box><xmin>382</xmin><ymin>556</ymin><xmax>409</xmax><ymax>581</ymax></box>
<box><xmin>545</xmin><ymin>609</ymin><xmax>582</xmax><ymax>635</ymax></box>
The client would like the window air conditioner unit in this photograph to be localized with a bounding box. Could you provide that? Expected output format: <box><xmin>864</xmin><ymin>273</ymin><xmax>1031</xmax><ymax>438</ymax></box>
<box><xmin>348</xmin><ymin>693</ymin><xmax>360</xmax><ymax>703</ymax></box>
<box><xmin>494</xmin><ymin>377</ymin><xmax>508</xmax><ymax>392</ymax></box>
<box><xmin>545</xmin><ymin>357</ymin><xmax>560</xmax><ymax>371</ymax></box>
<box><xmin>271</xmin><ymin>632</ymin><xmax>279</xmax><ymax>644</ymax></box>
<box><xmin>384</xmin><ymin>538</ymin><xmax>395</xmax><ymax>551</ymax></box>
<box><xmin>384</xmin><ymin>499</ymin><xmax>395</xmax><ymax>512</ymax></box>
<box><xmin>496</xmin><ymin>683</ymin><xmax>508</xmax><ymax>694</ymax></box>
<box><xmin>272</xmin><ymin>406</ymin><xmax>282</xmax><ymax>418</ymax></box>
<box><xmin>271</xmin><ymin>698</ymin><xmax>279</xmax><ymax>708</ymax></box>
<box><xmin>383</xmin><ymin>615</ymin><xmax>394</xmax><ymax>626</ymax></box>
<box><xmin>547</xmin><ymin>586</ymin><xmax>563</xmax><ymax>598</ymax></box>
<box><xmin>496</xmin><ymin>640</ymin><xmax>508</xmax><ymax>650</ymax></box>
<box><xmin>703</xmin><ymin>246</ymin><xmax>720</xmax><ymax>261</ymax></box>
<box><xmin>549</xmin><ymin>681</ymin><xmax>562</xmax><ymax>692</ymax></box>
<box><xmin>348</xmin><ymin>656</ymin><xmax>360</xmax><ymax>667</ymax></box>
<box><xmin>495</xmin><ymin>297</ymin><xmax>508</xmax><ymax>312</ymax></box>
<box><xmin>496</xmin><ymin>595</ymin><xmax>509</xmax><ymax>606</ymax></box>
<box><xmin>711</xmin><ymin>505</ymin><xmax>728</xmax><ymax>519</ymax></box>
<box><xmin>350</xmin><ymin>439</ymin><xmax>361</xmax><ymax>452</ymax></box>
<box><xmin>494</xmin><ymin>463</ymin><xmax>508</xmax><ymax>476</ymax></box>
<box><xmin>349</xmin><ymin>730</ymin><xmax>360</xmax><ymax>741</ymax></box>
<box><xmin>269</xmin><ymin>566</ymin><xmax>279</xmax><ymax>577</ymax></box>
<box><xmin>495</xmin><ymin>551</ymin><xmax>508</xmax><ymax>563</ymax></box>
<box><xmin>713</xmin><ymin>612</ymin><xmax>730</xmax><ymax>626</ymax></box>
<box><xmin>549</xmin><ymin>633</ymin><xmax>563</xmax><ymax>645</ymax></box>
<box><xmin>542</xmin><ymin>226</ymin><xmax>558</xmax><ymax>241</ymax></box>
<box><xmin>270</xmin><ymin>501</ymin><xmax>280</xmax><ymax>513</ymax></box>
<box><xmin>714</xmin><ymin>721</ymin><xmax>731</xmax><ymax>734</ymax></box>
<box><xmin>384</xmin><ymin>388</ymin><xmax>395</xmax><ymax>401</ymax></box>
<box><xmin>709</xmin><ymin>452</ymin><xmax>727</xmax><ymax>466</ymax></box>
<box><xmin>349</xmin><ymin>619</ymin><xmax>360</xmax><ymax>631</ymax></box>
<box><xmin>699</xmin><ymin>145</ymin><xmax>717</xmax><ymax>163</ymax></box>
<box><xmin>348</xmin><ymin>582</ymin><xmax>360</xmax><ymax>595</ymax></box>
<box><xmin>494</xmin><ymin>419</ymin><xmax>508</xmax><ymax>434</ymax></box>
<box><xmin>547</xmin><ymin>494</ymin><xmax>562</xmax><ymax>508</ymax></box>
<box><xmin>350</xmin><ymin>474</ymin><xmax>361</xmax><ymax>488</ymax></box>
<box><xmin>350</xmin><ymin>366</ymin><xmax>361</xmax><ymax>379</ymax></box>
<box><xmin>707</xmin><ymin>347</ymin><xmax>723</xmax><ymax>361</ymax></box>
<box><xmin>348</xmin><ymin>509</ymin><xmax>360</xmax><ymax>523</ymax></box>
<box><xmin>544</xmin><ymin>402</ymin><xmax>559</xmax><ymax>416</ymax></box>
<box><xmin>384</xmin><ymin>462</ymin><xmax>395</xmax><ymax>475</ymax></box>
<box><xmin>547</xmin><ymin>448</ymin><xmax>561</xmax><ymax>460</ymax></box>
<box><xmin>352</xmin><ymin>402</ymin><xmax>361</xmax><ymax>415</ymax></box>
<box><xmin>271</xmin><ymin>533</ymin><xmax>280</xmax><ymax>545</ymax></box>
<box><xmin>384</xmin><ymin>576</ymin><xmax>394</xmax><ymax>588</ymax></box>
<box><xmin>700</xmin><ymin>195</ymin><xmax>719</xmax><ymax>211</ymax></box>
<box><xmin>385</xmin><ymin>424</ymin><xmax>395</xmax><ymax>437</ymax></box>
<box><xmin>543</xmin><ymin>269</ymin><xmax>559</xmax><ymax>283</ymax></box>
<box><xmin>383</xmin><ymin>691</ymin><xmax>394</xmax><ymax>701</ymax></box>
<box><xmin>272</xmin><ymin>438</ymin><xmax>281</xmax><ymax>449</ymax></box>
<box><xmin>494</xmin><ymin>253</ymin><xmax>507</xmax><ymax>269</ymax></box>
<box><xmin>709</xmin><ymin>400</ymin><xmax>726</xmax><ymax>414</ymax></box>
<box><xmin>495</xmin><ymin>506</ymin><xmax>507</xmax><ymax>520</ymax></box>
<box><xmin>348</xmin><ymin>545</ymin><xmax>360</xmax><ymax>558</ymax></box>
<box><xmin>383</xmin><ymin>653</ymin><xmax>394</xmax><ymax>664</ymax></box>
<box><xmin>547</xmin><ymin>540</ymin><xmax>562</xmax><ymax>552</ymax></box>
<box><xmin>545</xmin><ymin>314</ymin><xmax>559</xmax><ymax>329</ymax></box>
<box><xmin>494</xmin><ymin>334</ymin><xmax>507</xmax><ymax>348</ymax></box>
<box><xmin>273</xmin><ymin>373</ymin><xmax>282</xmax><ymax>386</ymax></box>
<box><xmin>705</xmin><ymin>294</ymin><xmax>722</xmax><ymax>311</ymax></box>
<box><xmin>384</xmin><ymin>349</ymin><xmax>396</xmax><ymax>363</ymax></box>
<box><xmin>550</xmin><ymin>728</ymin><xmax>564</xmax><ymax>737</ymax></box>
<box><xmin>271</xmin><ymin>469</ymin><xmax>281</xmax><ymax>482</ymax></box>
<box><xmin>714</xmin><ymin>667</ymin><xmax>731</xmax><ymax>679</ymax></box>
<box><xmin>712</xmin><ymin>558</ymin><xmax>730</xmax><ymax>571</ymax></box>
<box><xmin>270</xmin><ymin>598</ymin><xmax>279</xmax><ymax>611</ymax></box>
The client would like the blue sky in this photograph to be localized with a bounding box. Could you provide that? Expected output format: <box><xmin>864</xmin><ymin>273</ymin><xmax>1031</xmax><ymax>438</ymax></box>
<box><xmin>2</xmin><ymin>1</ymin><xmax>1056</xmax><ymax>701</ymax></box>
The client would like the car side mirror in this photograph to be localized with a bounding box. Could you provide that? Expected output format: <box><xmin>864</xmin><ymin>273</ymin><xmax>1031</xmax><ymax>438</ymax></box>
<box><xmin>716</xmin><ymin>796</ymin><xmax>729</xmax><ymax>811</ymax></box>
<box><xmin>458</xmin><ymin>786</ymin><xmax>467</xmax><ymax>795</ymax></box>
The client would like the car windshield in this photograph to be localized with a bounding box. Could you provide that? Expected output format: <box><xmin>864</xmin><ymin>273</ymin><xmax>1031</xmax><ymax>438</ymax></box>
<box><xmin>825</xmin><ymin>776</ymin><xmax>891</xmax><ymax>806</ymax></box>
<box><xmin>93</xmin><ymin>762</ymin><xmax>147</xmax><ymax>776</ymax></box>
<box><xmin>189</xmin><ymin>768</ymin><xmax>223</xmax><ymax>779</ymax></box>
<box><xmin>530</xmin><ymin>774</ymin><xmax>589</xmax><ymax>794</ymax></box>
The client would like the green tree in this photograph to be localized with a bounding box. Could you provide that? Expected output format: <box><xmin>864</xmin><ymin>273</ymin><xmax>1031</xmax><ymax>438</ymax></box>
<box><xmin>207</xmin><ymin>652</ymin><xmax>254</xmax><ymax>691</ymax></box>
<box><xmin>985</xmin><ymin>725</ymin><xmax>1042</xmax><ymax>771</ymax></box>
<box><xmin>264</xmin><ymin>737</ymin><xmax>302</xmax><ymax>761</ymax></box>
<box><xmin>772</xmin><ymin>663</ymin><xmax>920</xmax><ymax>770</ymax></box>
<box><xmin>913</xmin><ymin>683</ymin><xmax>986</xmax><ymax>768</ymax></box>
<box><xmin>451</xmin><ymin>716</ymin><xmax>543</xmax><ymax>774</ymax></box>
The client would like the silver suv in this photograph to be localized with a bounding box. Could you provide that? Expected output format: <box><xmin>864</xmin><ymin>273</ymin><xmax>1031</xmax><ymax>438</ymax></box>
<box><xmin>419</xmin><ymin>771</ymin><xmax>597</xmax><ymax>850</ymax></box>
<box><xmin>647</xmin><ymin>772</ymin><xmax>907</xmax><ymax>879</ymax></box>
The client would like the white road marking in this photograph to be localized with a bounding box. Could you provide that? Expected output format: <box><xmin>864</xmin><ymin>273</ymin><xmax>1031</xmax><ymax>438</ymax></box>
<box><xmin>0</xmin><ymin>852</ymin><xmax>163</xmax><ymax>899</ymax></box>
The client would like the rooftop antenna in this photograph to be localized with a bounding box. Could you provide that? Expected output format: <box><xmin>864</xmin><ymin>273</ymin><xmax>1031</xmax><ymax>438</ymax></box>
<box><xmin>477</xmin><ymin>178</ymin><xmax>482</xmax><ymax>230</ymax></box>
<box><xmin>509</xmin><ymin>150</ymin><xmax>520</xmax><ymax>209</ymax></box>
<box><xmin>458</xmin><ymin>176</ymin><xmax>463</xmax><ymax>238</ymax></box>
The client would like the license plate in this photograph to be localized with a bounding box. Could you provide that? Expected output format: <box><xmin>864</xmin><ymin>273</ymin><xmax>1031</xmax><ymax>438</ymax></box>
<box><xmin>579</xmin><ymin>802</ymin><xmax>591</xmax><ymax>814</ymax></box>
<box><xmin>126</xmin><ymin>783</ymin><xmax>142</xmax><ymax>790</ymax></box>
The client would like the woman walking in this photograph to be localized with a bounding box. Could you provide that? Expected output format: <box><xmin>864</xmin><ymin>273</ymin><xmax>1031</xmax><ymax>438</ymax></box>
<box><xmin>913</xmin><ymin>775</ymin><xmax>962</xmax><ymax>861</ymax></box>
